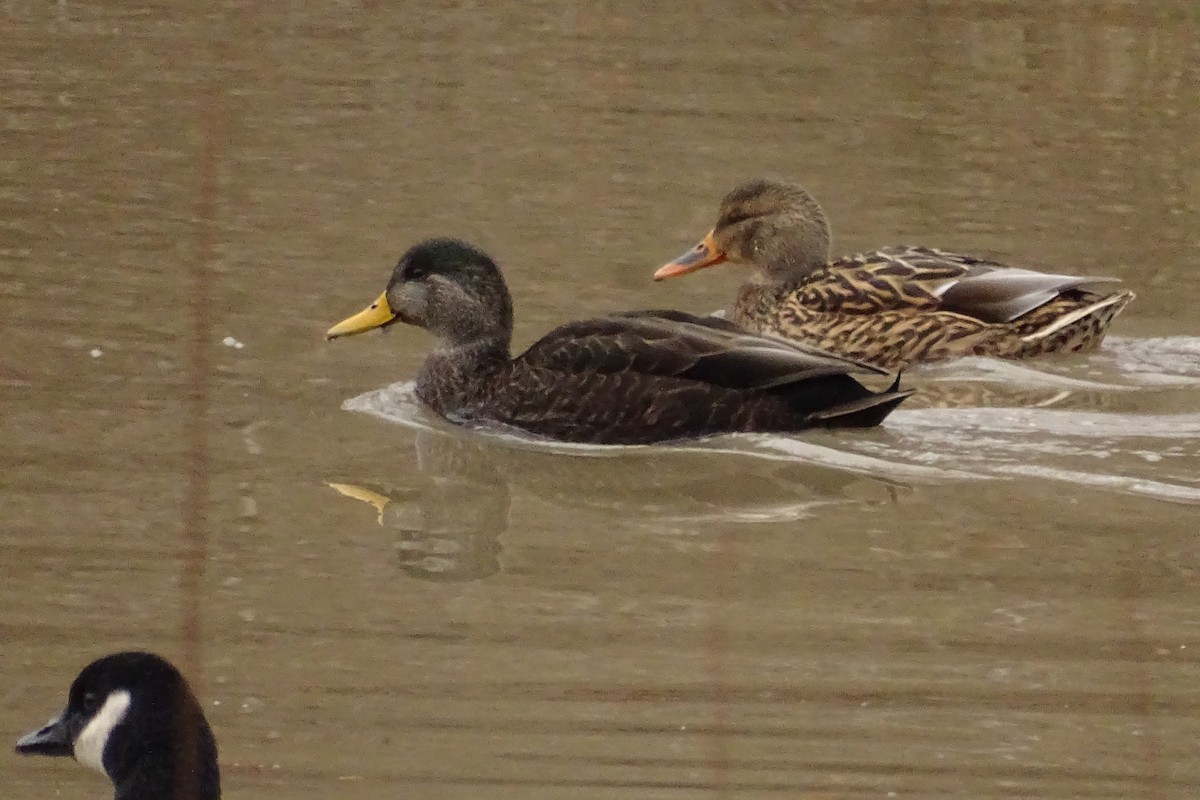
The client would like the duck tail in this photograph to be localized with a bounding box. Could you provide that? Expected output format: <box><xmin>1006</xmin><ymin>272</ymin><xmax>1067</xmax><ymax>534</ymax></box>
<box><xmin>809</xmin><ymin>372</ymin><xmax>913</xmax><ymax>428</ymax></box>
<box><xmin>1020</xmin><ymin>289</ymin><xmax>1136</xmax><ymax>342</ymax></box>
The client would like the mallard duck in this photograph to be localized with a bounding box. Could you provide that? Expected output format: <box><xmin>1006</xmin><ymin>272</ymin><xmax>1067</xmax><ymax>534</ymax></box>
<box><xmin>17</xmin><ymin>652</ymin><xmax>220</xmax><ymax>800</ymax></box>
<box><xmin>326</xmin><ymin>238</ymin><xmax>911</xmax><ymax>444</ymax></box>
<box><xmin>654</xmin><ymin>179</ymin><xmax>1136</xmax><ymax>370</ymax></box>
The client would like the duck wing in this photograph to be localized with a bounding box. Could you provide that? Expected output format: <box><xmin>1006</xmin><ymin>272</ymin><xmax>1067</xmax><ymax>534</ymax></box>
<box><xmin>935</xmin><ymin>266</ymin><xmax>1124</xmax><ymax>323</ymax></box>
<box><xmin>819</xmin><ymin>246</ymin><xmax>1123</xmax><ymax>322</ymax></box>
<box><xmin>515</xmin><ymin>309</ymin><xmax>888</xmax><ymax>387</ymax></box>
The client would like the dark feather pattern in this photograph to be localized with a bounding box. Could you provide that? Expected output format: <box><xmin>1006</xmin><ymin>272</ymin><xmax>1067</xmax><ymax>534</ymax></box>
<box><xmin>338</xmin><ymin>239</ymin><xmax>911</xmax><ymax>445</ymax></box>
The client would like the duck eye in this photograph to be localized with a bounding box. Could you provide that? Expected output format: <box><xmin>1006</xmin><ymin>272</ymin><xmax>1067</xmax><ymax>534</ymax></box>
<box><xmin>402</xmin><ymin>256</ymin><xmax>433</xmax><ymax>281</ymax></box>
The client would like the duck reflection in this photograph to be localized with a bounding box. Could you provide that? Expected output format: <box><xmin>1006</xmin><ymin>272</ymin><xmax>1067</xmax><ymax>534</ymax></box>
<box><xmin>903</xmin><ymin>352</ymin><xmax>1141</xmax><ymax>411</ymax></box>
<box><xmin>330</xmin><ymin>432</ymin><xmax>508</xmax><ymax>582</ymax></box>
<box><xmin>329</xmin><ymin>426</ymin><xmax>912</xmax><ymax>583</ymax></box>
<box><xmin>900</xmin><ymin>378</ymin><xmax>1134</xmax><ymax>411</ymax></box>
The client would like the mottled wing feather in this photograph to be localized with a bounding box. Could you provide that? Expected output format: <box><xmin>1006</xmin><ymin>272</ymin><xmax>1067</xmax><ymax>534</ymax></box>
<box><xmin>800</xmin><ymin>246</ymin><xmax>978</xmax><ymax>313</ymax></box>
<box><xmin>805</xmin><ymin>246</ymin><xmax>1121</xmax><ymax>323</ymax></box>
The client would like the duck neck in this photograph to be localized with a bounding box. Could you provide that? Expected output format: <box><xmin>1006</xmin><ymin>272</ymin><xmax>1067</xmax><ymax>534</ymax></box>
<box><xmin>416</xmin><ymin>335</ymin><xmax>511</xmax><ymax>412</ymax></box>
<box><xmin>733</xmin><ymin>271</ymin><xmax>795</xmax><ymax>324</ymax></box>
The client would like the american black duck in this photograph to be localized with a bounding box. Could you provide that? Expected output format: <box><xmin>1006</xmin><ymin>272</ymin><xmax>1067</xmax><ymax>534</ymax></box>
<box><xmin>327</xmin><ymin>238</ymin><xmax>911</xmax><ymax>444</ymax></box>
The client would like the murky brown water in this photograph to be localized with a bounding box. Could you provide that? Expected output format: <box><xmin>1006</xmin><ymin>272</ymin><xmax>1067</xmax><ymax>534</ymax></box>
<box><xmin>4</xmin><ymin>2</ymin><xmax>1199</xmax><ymax>798</ymax></box>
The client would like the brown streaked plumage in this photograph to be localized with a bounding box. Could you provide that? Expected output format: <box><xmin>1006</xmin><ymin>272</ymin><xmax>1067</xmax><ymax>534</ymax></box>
<box><xmin>327</xmin><ymin>238</ymin><xmax>911</xmax><ymax>445</ymax></box>
<box><xmin>655</xmin><ymin>179</ymin><xmax>1136</xmax><ymax>370</ymax></box>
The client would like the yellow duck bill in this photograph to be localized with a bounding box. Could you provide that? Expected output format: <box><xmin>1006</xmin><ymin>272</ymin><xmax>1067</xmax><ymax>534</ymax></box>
<box><xmin>326</xmin><ymin>291</ymin><xmax>395</xmax><ymax>339</ymax></box>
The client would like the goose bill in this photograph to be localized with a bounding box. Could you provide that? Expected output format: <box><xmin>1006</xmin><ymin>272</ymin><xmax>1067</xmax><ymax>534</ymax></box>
<box><xmin>15</xmin><ymin>711</ymin><xmax>73</xmax><ymax>757</ymax></box>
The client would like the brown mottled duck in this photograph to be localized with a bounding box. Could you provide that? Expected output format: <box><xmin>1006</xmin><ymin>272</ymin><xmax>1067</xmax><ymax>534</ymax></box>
<box><xmin>326</xmin><ymin>238</ymin><xmax>911</xmax><ymax>445</ymax></box>
<box><xmin>655</xmin><ymin>179</ymin><xmax>1135</xmax><ymax>370</ymax></box>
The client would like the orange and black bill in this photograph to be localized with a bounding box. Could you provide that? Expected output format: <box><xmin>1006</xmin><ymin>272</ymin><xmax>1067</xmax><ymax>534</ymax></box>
<box><xmin>653</xmin><ymin>230</ymin><xmax>726</xmax><ymax>280</ymax></box>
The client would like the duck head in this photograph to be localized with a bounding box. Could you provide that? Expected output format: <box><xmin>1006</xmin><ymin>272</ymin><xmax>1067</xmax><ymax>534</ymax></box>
<box><xmin>655</xmin><ymin>179</ymin><xmax>832</xmax><ymax>283</ymax></box>
<box><xmin>327</xmin><ymin>238</ymin><xmax>515</xmax><ymax>349</ymax></box>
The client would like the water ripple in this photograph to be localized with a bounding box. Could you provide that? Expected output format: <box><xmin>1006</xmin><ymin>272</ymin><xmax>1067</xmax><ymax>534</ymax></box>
<box><xmin>343</xmin><ymin>336</ymin><xmax>1200</xmax><ymax>505</ymax></box>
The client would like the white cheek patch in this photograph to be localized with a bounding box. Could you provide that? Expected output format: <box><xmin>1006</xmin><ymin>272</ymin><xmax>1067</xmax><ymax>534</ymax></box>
<box><xmin>74</xmin><ymin>690</ymin><xmax>132</xmax><ymax>775</ymax></box>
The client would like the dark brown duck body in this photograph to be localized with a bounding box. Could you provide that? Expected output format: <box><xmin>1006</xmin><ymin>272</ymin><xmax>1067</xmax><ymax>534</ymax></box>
<box><xmin>657</xmin><ymin>180</ymin><xmax>1135</xmax><ymax>371</ymax></box>
<box><xmin>327</xmin><ymin>239</ymin><xmax>911</xmax><ymax>445</ymax></box>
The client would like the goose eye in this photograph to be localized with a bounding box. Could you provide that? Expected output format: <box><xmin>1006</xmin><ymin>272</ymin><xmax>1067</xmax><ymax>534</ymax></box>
<box><xmin>82</xmin><ymin>692</ymin><xmax>100</xmax><ymax>712</ymax></box>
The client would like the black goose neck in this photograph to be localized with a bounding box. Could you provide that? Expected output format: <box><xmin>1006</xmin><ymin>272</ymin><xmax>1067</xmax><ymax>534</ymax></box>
<box><xmin>109</xmin><ymin>713</ymin><xmax>220</xmax><ymax>800</ymax></box>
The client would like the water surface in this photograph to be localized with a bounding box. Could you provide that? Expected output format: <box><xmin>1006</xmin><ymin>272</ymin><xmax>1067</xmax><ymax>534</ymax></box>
<box><xmin>3</xmin><ymin>2</ymin><xmax>1199</xmax><ymax>798</ymax></box>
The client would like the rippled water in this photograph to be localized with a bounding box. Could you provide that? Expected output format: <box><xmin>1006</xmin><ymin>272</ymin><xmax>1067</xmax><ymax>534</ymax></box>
<box><xmin>4</xmin><ymin>2</ymin><xmax>1200</xmax><ymax>799</ymax></box>
<box><xmin>349</xmin><ymin>331</ymin><xmax>1200</xmax><ymax>505</ymax></box>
